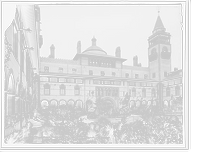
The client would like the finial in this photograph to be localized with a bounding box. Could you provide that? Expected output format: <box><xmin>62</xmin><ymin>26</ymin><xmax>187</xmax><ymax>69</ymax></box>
<box><xmin>92</xmin><ymin>36</ymin><xmax>96</xmax><ymax>46</ymax></box>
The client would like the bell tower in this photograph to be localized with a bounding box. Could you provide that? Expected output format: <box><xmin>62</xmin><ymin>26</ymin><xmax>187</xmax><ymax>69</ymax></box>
<box><xmin>148</xmin><ymin>13</ymin><xmax>171</xmax><ymax>81</ymax></box>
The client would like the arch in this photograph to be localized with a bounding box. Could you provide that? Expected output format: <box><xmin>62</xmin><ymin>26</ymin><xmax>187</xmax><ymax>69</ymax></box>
<box><xmin>142</xmin><ymin>100</ymin><xmax>147</xmax><ymax>105</ymax></box>
<box><xmin>147</xmin><ymin>100</ymin><xmax>152</xmax><ymax>106</ymax></box>
<box><xmin>103</xmin><ymin>99</ymin><xmax>113</xmax><ymax>108</ymax></box>
<box><xmin>164</xmin><ymin>100</ymin><xmax>169</xmax><ymax>107</ymax></box>
<box><xmin>75</xmin><ymin>99</ymin><xmax>83</xmax><ymax>109</ymax></box>
<box><xmin>68</xmin><ymin>99</ymin><xmax>75</xmax><ymax>107</ymax></box>
<box><xmin>50</xmin><ymin>99</ymin><xmax>58</xmax><ymax>107</ymax></box>
<box><xmin>41</xmin><ymin>100</ymin><xmax>49</xmax><ymax>109</ymax></box>
<box><xmin>129</xmin><ymin>100</ymin><xmax>135</xmax><ymax>108</ymax></box>
<box><xmin>7</xmin><ymin>73</ymin><xmax>15</xmax><ymax>93</ymax></box>
<box><xmin>136</xmin><ymin>100</ymin><xmax>141</xmax><ymax>107</ymax></box>
<box><xmin>59</xmin><ymin>99</ymin><xmax>67</xmax><ymax>106</ymax></box>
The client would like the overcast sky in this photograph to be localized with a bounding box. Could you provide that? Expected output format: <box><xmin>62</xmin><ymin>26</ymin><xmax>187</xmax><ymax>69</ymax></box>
<box><xmin>3</xmin><ymin>3</ymin><xmax>183</xmax><ymax>69</ymax></box>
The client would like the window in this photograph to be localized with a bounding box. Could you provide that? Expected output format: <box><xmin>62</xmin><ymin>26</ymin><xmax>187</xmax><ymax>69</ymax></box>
<box><xmin>74</xmin><ymin>85</ymin><xmax>80</xmax><ymax>95</ymax></box>
<box><xmin>135</xmin><ymin>74</ymin><xmax>139</xmax><ymax>79</ymax></box>
<box><xmin>144</xmin><ymin>74</ymin><xmax>148</xmax><ymax>79</ymax></box>
<box><xmin>60</xmin><ymin>87</ymin><xmax>65</xmax><ymax>95</ymax></box>
<box><xmin>59</xmin><ymin>67</ymin><xmax>63</xmax><ymax>73</ymax></box>
<box><xmin>72</xmin><ymin>68</ymin><xmax>77</xmax><ymax>73</ymax></box>
<box><xmin>125</xmin><ymin>73</ymin><xmax>129</xmax><ymax>78</ymax></box>
<box><xmin>164</xmin><ymin>71</ymin><xmax>168</xmax><ymax>77</ymax></box>
<box><xmin>50</xmin><ymin>77</ymin><xmax>57</xmax><ymax>82</ymax></box>
<box><xmin>40</xmin><ymin>77</ymin><xmax>48</xmax><ymax>82</ymax></box>
<box><xmin>44</xmin><ymin>66</ymin><xmax>49</xmax><ymax>72</ymax></box>
<box><xmin>101</xmin><ymin>71</ymin><xmax>105</xmax><ymax>76</ymax></box>
<box><xmin>112</xmin><ymin>72</ymin><xmax>116</xmax><ymax>76</ymax></box>
<box><xmin>59</xmin><ymin>78</ymin><xmax>66</xmax><ymax>83</ymax></box>
<box><xmin>152</xmin><ymin>73</ymin><xmax>156</xmax><ymax>78</ymax></box>
<box><xmin>89</xmin><ymin>70</ymin><xmax>93</xmax><ymax>75</ymax></box>
<box><xmin>44</xmin><ymin>84</ymin><xmax>50</xmax><ymax>95</ymax></box>
<box><xmin>166</xmin><ymin>87</ymin><xmax>170</xmax><ymax>97</ymax></box>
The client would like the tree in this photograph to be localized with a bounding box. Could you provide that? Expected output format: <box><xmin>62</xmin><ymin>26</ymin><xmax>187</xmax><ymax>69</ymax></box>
<box><xmin>56</xmin><ymin>105</ymin><xmax>71</xmax><ymax>124</ymax></box>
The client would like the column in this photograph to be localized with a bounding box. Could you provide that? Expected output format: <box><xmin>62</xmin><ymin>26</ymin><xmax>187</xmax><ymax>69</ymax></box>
<box><xmin>7</xmin><ymin>93</ymin><xmax>15</xmax><ymax>116</ymax></box>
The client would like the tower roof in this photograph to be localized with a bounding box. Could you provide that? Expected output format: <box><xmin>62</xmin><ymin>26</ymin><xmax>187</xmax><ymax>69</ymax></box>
<box><xmin>153</xmin><ymin>15</ymin><xmax>166</xmax><ymax>33</ymax></box>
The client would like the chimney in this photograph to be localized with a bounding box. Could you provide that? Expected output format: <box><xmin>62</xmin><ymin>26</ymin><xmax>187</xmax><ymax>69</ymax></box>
<box><xmin>77</xmin><ymin>41</ymin><xmax>81</xmax><ymax>54</ymax></box>
<box><xmin>133</xmin><ymin>56</ymin><xmax>138</xmax><ymax>66</ymax></box>
<box><xmin>49</xmin><ymin>44</ymin><xmax>55</xmax><ymax>58</ymax></box>
<box><xmin>115</xmin><ymin>47</ymin><xmax>121</xmax><ymax>58</ymax></box>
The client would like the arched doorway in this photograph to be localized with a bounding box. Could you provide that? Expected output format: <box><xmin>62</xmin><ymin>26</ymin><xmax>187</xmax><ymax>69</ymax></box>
<box><xmin>130</xmin><ymin>100</ymin><xmax>134</xmax><ymax>109</ymax></box>
<box><xmin>68</xmin><ymin>100</ymin><xmax>74</xmax><ymax>108</ymax></box>
<box><xmin>6</xmin><ymin>74</ymin><xmax>15</xmax><ymax>116</ymax></box>
<box><xmin>50</xmin><ymin>100</ymin><xmax>58</xmax><ymax>108</ymax></box>
<box><xmin>59</xmin><ymin>100</ymin><xmax>66</xmax><ymax>106</ymax></box>
<box><xmin>76</xmin><ymin>100</ymin><xmax>83</xmax><ymax>108</ymax></box>
<box><xmin>41</xmin><ymin>100</ymin><xmax>49</xmax><ymax>109</ymax></box>
<box><xmin>136</xmin><ymin>100</ymin><xmax>140</xmax><ymax>108</ymax></box>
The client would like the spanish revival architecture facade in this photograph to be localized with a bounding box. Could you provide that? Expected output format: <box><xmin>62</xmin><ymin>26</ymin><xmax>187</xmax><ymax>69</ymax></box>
<box><xmin>39</xmin><ymin>15</ymin><xmax>183</xmax><ymax>116</ymax></box>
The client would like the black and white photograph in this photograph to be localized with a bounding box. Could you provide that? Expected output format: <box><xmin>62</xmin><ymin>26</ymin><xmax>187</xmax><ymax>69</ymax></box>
<box><xmin>1</xmin><ymin>0</ymin><xmax>190</xmax><ymax>151</ymax></box>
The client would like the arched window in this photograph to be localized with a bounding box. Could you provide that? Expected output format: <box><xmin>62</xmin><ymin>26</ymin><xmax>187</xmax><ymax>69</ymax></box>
<box><xmin>59</xmin><ymin>100</ymin><xmax>66</xmax><ymax>106</ymax></box>
<box><xmin>162</xmin><ymin>46</ymin><xmax>168</xmax><ymax>53</ymax></box>
<box><xmin>50</xmin><ymin>100</ymin><xmax>58</xmax><ymax>107</ymax></box>
<box><xmin>76</xmin><ymin>100</ymin><xmax>83</xmax><ymax>109</ymax></box>
<box><xmin>68</xmin><ymin>100</ymin><xmax>75</xmax><ymax>107</ymax></box>
<box><xmin>166</xmin><ymin>86</ymin><xmax>170</xmax><ymax>97</ymax></box>
<box><xmin>41</xmin><ymin>100</ymin><xmax>49</xmax><ymax>109</ymax></box>
<box><xmin>175</xmin><ymin>85</ymin><xmax>180</xmax><ymax>96</ymax></box>
<box><xmin>7</xmin><ymin>74</ymin><xmax>15</xmax><ymax>93</ymax></box>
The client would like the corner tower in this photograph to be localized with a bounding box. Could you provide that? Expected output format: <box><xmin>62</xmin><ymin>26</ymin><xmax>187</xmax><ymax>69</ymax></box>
<box><xmin>148</xmin><ymin>14</ymin><xmax>171</xmax><ymax>81</ymax></box>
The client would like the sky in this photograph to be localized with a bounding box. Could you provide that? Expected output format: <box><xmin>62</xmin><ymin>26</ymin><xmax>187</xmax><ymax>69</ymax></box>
<box><xmin>2</xmin><ymin>3</ymin><xmax>183</xmax><ymax>69</ymax></box>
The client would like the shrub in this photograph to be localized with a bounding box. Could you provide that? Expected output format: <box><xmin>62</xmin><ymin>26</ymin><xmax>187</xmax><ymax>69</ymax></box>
<box><xmin>86</xmin><ymin>123</ymin><xmax>97</xmax><ymax>137</ymax></box>
<box><xmin>36</xmin><ymin>122</ymin><xmax>55</xmax><ymax>136</ymax></box>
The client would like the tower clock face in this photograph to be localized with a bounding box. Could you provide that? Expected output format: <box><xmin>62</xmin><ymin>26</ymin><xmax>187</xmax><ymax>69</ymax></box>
<box><xmin>161</xmin><ymin>46</ymin><xmax>171</xmax><ymax>59</ymax></box>
<box><xmin>149</xmin><ymin>48</ymin><xmax>158</xmax><ymax>62</ymax></box>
